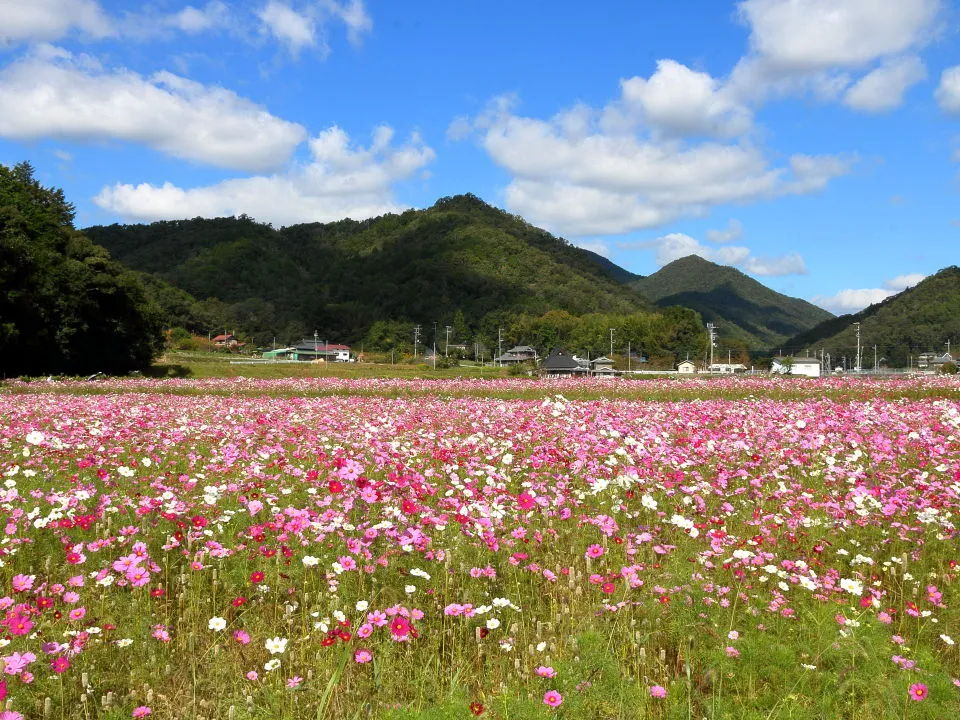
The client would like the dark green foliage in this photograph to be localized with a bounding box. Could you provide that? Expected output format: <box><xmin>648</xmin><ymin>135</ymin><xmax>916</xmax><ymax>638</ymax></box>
<box><xmin>0</xmin><ymin>162</ymin><xmax>164</xmax><ymax>376</ymax></box>
<box><xmin>631</xmin><ymin>255</ymin><xmax>834</xmax><ymax>349</ymax></box>
<box><xmin>85</xmin><ymin>194</ymin><xmax>655</xmax><ymax>348</ymax></box>
<box><xmin>783</xmin><ymin>267</ymin><xmax>960</xmax><ymax>367</ymax></box>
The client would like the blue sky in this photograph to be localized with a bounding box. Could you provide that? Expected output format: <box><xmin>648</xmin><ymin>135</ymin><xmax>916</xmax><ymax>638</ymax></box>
<box><xmin>1</xmin><ymin>0</ymin><xmax>958</xmax><ymax>314</ymax></box>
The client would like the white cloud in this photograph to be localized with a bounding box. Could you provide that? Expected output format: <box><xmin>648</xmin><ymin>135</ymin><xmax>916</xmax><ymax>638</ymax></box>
<box><xmin>737</xmin><ymin>0</ymin><xmax>940</xmax><ymax>72</ymax></box>
<box><xmin>706</xmin><ymin>218</ymin><xmax>743</xmax><ymax>243</ymax></box>
<box><xmin>811</xmin><ymin>288</ymin><xmax>896</xmax><ymax>314</ymax></box>
<box><xmin>884</xmin><ymin>273</ymin><xmax>926</xmax><ymax>291</ymax></box>
<box><xmin>165</xmin><ymin>2</ymin><xmax>231</xmax><ymax>34</ymax></box>
<box><xmin>323</xmin><ymin>0</ymin><xmax>372</xmax><ymax>45</ymax></box>
<box><xmin>620</xmin><ymin>232</ymin><xmax>806</xmax><ymax>276</ymax></box>
<box><xmin>843</xmin><ymin>56</ymin><xmax>927</xmax><ymax>112</ymax></box>
<box><xmin>466</xmin><ymin>94</ymin><xmax>852</xmax><ymax>236</ymax></box>
<box><xmin>95</xmin><ymin>125</ymin><xmax>435</xmax><ymax>226</ymax></box>
<box><xmin>936</xmin><ymin>66</ymin><xmax>960</xmax><ymax>114</ymax></box>
<box><xmin>742</xmin><ymin>253</ymin><xmax>807</xmax><ymax>276</ymax></box>
<box><xmin>0</xmin><ymin>0</ymin><xmax>113</xmax><ymax>44</ymax></box>
<box><xmin>258</xmin><ymin>1</ymin><xmax>316</xmax><ymax>55</ymax></box>
<box><xmin>0</xmin><ymin>47</ymin><xmax>306</xmax><ymax>172</ymax></box>
<box><xmin>812</xmin><ymin>272</ymin><xmax>925</xmax><ymax>313</ymax></box>
<box><xmin>615</xmin><ymin>59</ymin><xmax>752</xmax><ymax>137</ymax></box>
<box><xmin>572</xmin><ymin>240</ymin><xmax>610</xmax><ymax>258</ymax></box>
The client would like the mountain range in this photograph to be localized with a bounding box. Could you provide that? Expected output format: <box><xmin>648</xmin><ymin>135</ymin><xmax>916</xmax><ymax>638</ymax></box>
<box><xmin>85</xmin><ymin>194</ymin><xmax>836</xmax><ymax>354</ymax></box>
<box><xmin>780</xmin><ymin>266</ymin><xmax>960</xmax><ymax>368</ymax></box>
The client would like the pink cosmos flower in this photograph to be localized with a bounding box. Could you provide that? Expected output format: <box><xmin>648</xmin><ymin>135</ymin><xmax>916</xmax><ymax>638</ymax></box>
<box><xmin>543</xmin><ymin>690</ymin><xmax>562</xmax><ymax>707</ymax></box>
<box><xmin>725</xmin><ymin>646</ymin><xmax>740</xmax><ymax>658</ymax></box>
<box><xmin>10</xmin><ymin>575</ymin><xmax>33</xmax><ymax>593</ymax></box>
<box><xmin>585</xmin><ymin>544</ymin><xmax>604</xmax><ymax>559</ymax></box>
<box><xmin>132</xmin><ymin>707</ymin><xmax>152</xmax><ymax>717</ymax></box>
<box><xmin>69</xmin><ymin>607</ymin><xmax>86</xmax><ymax>621</ymax></box>
<box><xmin>246</xmin><ymin>671</ymin><xmax>258</xmax><ymax>681</ymax></box>
<box><xmin>233</xmin><ymin>630</ymin><xmax>250</xmax><ymax>645</ymax></box>
<box><xmin>356</xmin><ymin>623</ymin><xmax>373</xmax><ymax>638</ymax></box>
<box><xmin>536</xmin><ymin>666</ymin><xmax>557</xmax><ymax>678</ymax></box>
<box><xmin>50</xmin><ymin>656</ymin><xmax>70</xmax><ymax>673</ymax></box>
<box><xmin>354</xmin><ymin>648</ymin><xmax>373</xmax><ymax>663</ymax></box>
<box><xmin>286</xmin><ymin>676</ymin><xmax>302</xmax><ymax>688</ymax></box>
<box><xmin>650</xmin><ymin>685</ymin><xmax>667</xmax><ymax>698</ymax></box>
<box><xmin>908</xmin><ymin>683</ymin><xmax>927</xmax><ymax>701</ymax></box>
<box><xmin>0</xmin><ymin>711</ymin><xmax>24</xmax><ymax>720</ymax></box>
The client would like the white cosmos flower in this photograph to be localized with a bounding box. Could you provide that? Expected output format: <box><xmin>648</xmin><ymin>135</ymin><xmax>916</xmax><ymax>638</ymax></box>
<box><xmin>208</xmin><ymin>617</ymin><xmax>227</xmax><ymax>631</ymax></box>
<box><xmin>302</xmin><ymin>556</ymin><xmax>319</xmax><ymax>567</ymax></box>
<box><xmin>839</xmin><ymin>578</ymin><xmax>863</xmax><ymax>596</ymax></box>
<box><xmin>265</xmin><ymin>636</ymin><xmax>288</xmax><ymax>654</ymax></box>
<box><xmin>486</xmin><ymin>618</ymin><xmax>500</xmax><ymax>630</ymax></box>
<box><xmin>264</xmin><ymin>658</ymin><xmax>281</xmax><ymax>671</ymax></box>
<box><xmin>941</xmin><ymin>634</ymin><xmax>955</xmax><ymax>645</ymax></box>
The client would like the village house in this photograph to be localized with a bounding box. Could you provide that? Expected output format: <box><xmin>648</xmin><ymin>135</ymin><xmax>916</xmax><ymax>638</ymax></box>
<box><xmin>496</xmin><ymin>345</ymin><xmax>538</xmax><ymax>365</ymax></box>
<box><xmin>590</xmin><ymin>356</ymin><xmax>617</xmax><ymax>377</ymax></box>
<box><xmin>541</xmin><ymin>349</ymin><xmax>588</xmax><ymax>376</ymax></box>
<box><xmin>292</xmin><ymin>340</ymin><xmax>353</xmax><ymax>362</ymax></box>
<box><xmin>708</xmin><ymin>362</ymin><xmax>747</xmax><ymax>374</ymax></box>
<box><xmin>677</xmin><ymin>360</ymin><xmax>697</xmax><ymax>374</ymax></box>
<box><xmin>771</xmin><ymin>356</ymin><xmax>821</xmax><ymax>378</ymax></box>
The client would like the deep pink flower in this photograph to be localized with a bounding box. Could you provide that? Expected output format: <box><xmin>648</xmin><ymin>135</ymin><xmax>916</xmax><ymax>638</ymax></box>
<box><xmin>650</xmin><ymin>685</ymin><xmax>667</xmax><ymax>698</ymax></box>
<box><xmin>908</xmin><ymin>683</ymin><xmax>928</xmax><ymax>701</ymax></box>
<box><xmin>543</xmin><ymin>690</ymin><xmax>562</xmax><ymax>707</ymax></box>
<box><xmin>132</xmin><ymin>707</ymin><xmax>152</xmax><ymax>718</ymax></box>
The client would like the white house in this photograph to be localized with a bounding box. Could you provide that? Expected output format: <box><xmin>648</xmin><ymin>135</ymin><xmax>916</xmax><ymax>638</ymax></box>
<box><xmin>708</xmin><ymin>363</ymin><xmax>747</xmax><ymax>374</ymax></box>
<box><xmin>677</xmin><ymin>360</ymin><xmax>697</xmax><ymax>374</ymax></box>
<box><xmin>772</xmin><ymin>356</ymin><xmax>821</xmax><ymax>378</ymax></box>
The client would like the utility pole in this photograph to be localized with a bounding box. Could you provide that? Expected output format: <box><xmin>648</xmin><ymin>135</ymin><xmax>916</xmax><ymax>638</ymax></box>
<box><xmin>853</xmin><ymin>322</ymin><xmax>861</xmax><ymax>372</ymax></box>
<box><xmin>432</xmin><ymin>321</ymin><xmax>437</xmax><ymax>369</ymax></box>
<box><xmin>413</xmin><ymin>325</ymin><xmax>421</xmax><ymax>358</ymax></box>
<box><xmin>609</xmin><ymin>328</ymin><xmax>615</xmax><ymax>358</ymax></box>
<box><xmin>874</xmin><ymin>345</ymin><xmax>878</xmax><ymax>371</ymax></box>
<box><xmin>314</xmin><ymin>330</ymin><xmax>319</xmax><ymax>360</ymax></box>
<box><xmin>628</xmin><ymin>341</ymin><xmax>631</xmax><ymax>372</ymax></box>
<box><xmin>706</xmin><ymin>323</ymin><xmax>717</xmax><ymax>369</ymax></box>
<box><xmin>445</xmin><ymin>325</ymin><xmax>452</xmax><ymax>357</ymax></box>
<box><xmin>497</xmin><ymin>328</ymin><xmax>504</xmax><ymax>367</ymax></box>
<box><xmin>947</xmin><ymin>340</ymin><xmax>952</xmax><ymax>356</ymax></box>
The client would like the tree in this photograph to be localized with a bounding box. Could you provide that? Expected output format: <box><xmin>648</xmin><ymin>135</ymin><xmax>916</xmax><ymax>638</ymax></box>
<box><xmin>0</xmin><ymin>163</ymin><xmax>164</xmax><ymax>376</ymax></box>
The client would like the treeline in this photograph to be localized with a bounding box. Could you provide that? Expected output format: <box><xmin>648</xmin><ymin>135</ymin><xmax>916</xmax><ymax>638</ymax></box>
<box><xmin>361</xmin><ymin>306</ymin><xmax>709</xmax><ymax>365</ymax></box>
<box><xmin>0</xmin><ymin>163</ymin><xmax>164</xmax><ymax>376</ymax></box>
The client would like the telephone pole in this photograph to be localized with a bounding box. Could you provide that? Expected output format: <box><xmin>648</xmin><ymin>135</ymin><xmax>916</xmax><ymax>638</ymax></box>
<box><xmin>497</xmin><ymin>327</ymin><xmax>504</xmax><ymax>367</ymax></box>
<box><xmin>609</xmin><ymin>328</ymin><xmax>615</xmax><ymax>358</ymax></box>
<box><xmin>706</xmin><ymin>323</ymin><xmax>717</xmax><ymax>368</ymax></box>
<box><xmin>413</xmin><ymin>325</ymin><xmax>421</xmax><ymax>358</ymax></box>
<box><xmin>445</xmin><ymin>325</ymin><xmax>452</xmax><ymax>357</ymax></box>
<box><xmin>853</xmin><ymin>322</ymin><xmax>861</xmax><ymax>372</ymax></box>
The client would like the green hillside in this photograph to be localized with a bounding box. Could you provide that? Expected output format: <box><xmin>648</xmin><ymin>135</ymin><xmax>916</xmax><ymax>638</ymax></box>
<box><xmin>85</xmin><ymin>194</ymin><xmax>658</xmax><ymax>349</ymax></box>
<box><xmin>630</xmin><ymin>255</ymin><xmax>834</xmax><ymax>350</ymax></box>
<box><xmin>781</xmin><ymin>266</ymin><xmax>960</xmax><ymax>368</ymax></box>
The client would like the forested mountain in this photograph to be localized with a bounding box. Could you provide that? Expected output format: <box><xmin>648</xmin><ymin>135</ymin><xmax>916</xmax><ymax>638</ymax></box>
<box><xmin>85</xmin><ymin>194</ymin><xmax>659</xmax><ymax>349</ymax></box>
<box><xmin>0</xmin><ymin>162</ymin><xmax>163</xmax><ymax>375</ymax></box>
<box><xmin>781</xmin><ymin>267</ymin><xmax>960</xmax><ymax>368</ymax></box>
<box><xmin>630</xmin><ymin>255</ymin><xmax>834</xmax><ymax>350</ymax></box>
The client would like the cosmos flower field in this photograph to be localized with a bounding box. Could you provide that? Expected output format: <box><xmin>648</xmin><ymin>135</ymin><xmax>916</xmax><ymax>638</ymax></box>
<box><xmin>1</xmin><ymin>377</ymin><xmax>959</xmax><ymax>719</ymax></box>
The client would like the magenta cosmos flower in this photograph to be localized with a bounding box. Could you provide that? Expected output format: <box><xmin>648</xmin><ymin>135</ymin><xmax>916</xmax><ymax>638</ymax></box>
<box><xmin>650</xmin><ymin>685</ymin><xmax>667</xmax><ymax>698</ymax></box>
<box><xmin>543</xmin><ymin>691</ymin><xmax>562</xmax><ymax>707</ymax></box>
<box><xmin>908</xmin><ymin>683</ymin><xmax>928</xmax><ymax>701</ymax></box>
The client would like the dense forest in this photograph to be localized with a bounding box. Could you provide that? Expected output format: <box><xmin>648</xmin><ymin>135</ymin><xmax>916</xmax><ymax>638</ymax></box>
<box><xmin>781</xmin><ymin>266</ymin><xmax>960</xmax><ymax>368</ymax></box>
<box><xmin>83</xmin><ymin>195</ymin><xmax>704</xmax><ymax>358</ymax></box>
<box><xmin>632</xmin><ymin>255</ymin><xmax>834</xmax><ymax>350</ymax></box>
<box><xmin>0</xmin><ymin>163</ymin><xmax>163</xmax><ymax>376</ymax></box>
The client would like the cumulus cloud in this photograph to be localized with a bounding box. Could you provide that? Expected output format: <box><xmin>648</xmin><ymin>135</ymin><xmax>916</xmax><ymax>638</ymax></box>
<box><xmin>0</xmin><ymin>47</ymin><xmax>306</xmax><ymax>172</ymax></box>
<box><xmin>737</xmin><ymin>0</ymin><xmax>939</xmax><ymax>73</ymax></box>
<box><xmin>843</xmin><ymin>56</ymin><xmax>927</xmax><ymax>112</ymax></box>
<box><xmin>323</xmin><ymin>0</ymin><xmax>373</xmax><ymax>45</ymax></box>
<box><xmin>619</xmin><ymin>232</ymin><xmax>806</xmax><ymax>277</ymax></box>
<box><xmin>0</xmin><ymin>0</ymin><xmax>113</xmax><ymax>45</ymax></box>
<box><xmin>728</xmin><ymin>0</ymin><xmax>940</xmax><ymax>106</ymax></box>
<box><xmin>257</xmin><ymin>0</ymin><xmax>372</xmax><ymax>55</ymax></box>
<box><xmin>258</xmin><ymin>1</ymin><xmax>316</xmax><ymax>54</ymax></box>
<box><xmin>812</xmin><ymin>272</ymin><xmax>925</xmax><ymax>313</ymax></box>
<box><xmin>705</xmin><ymin>218</ymin><xmax>743</xmax><ymax>243</ymax></box>
<box><xmin>936</xmin><ymin>66</ymin><xmax>960</xmax><ymax>114</ymax></box>
<box><xmin>884</xmin><ymin>273</ymin><xmax>926</xmax><ymax>291</ymax></box>
<box><xmin>464</xmin><ymin>93</ymin><xmax>852</xmax><ymax>236</ymax></box>
<box><xmin>95</xmin><ymin>125</ymin><xmax>434</xmax><ymax>226</ymax></box>
<box><xmin>613</xmin><ymin>59</ymin><xmax>753</xmax><ymax>138</ymax></box>
<box><xmin>811</xmin><ymin>288</ymin><xmax>897</xmax><ymax>314</ymax></box>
